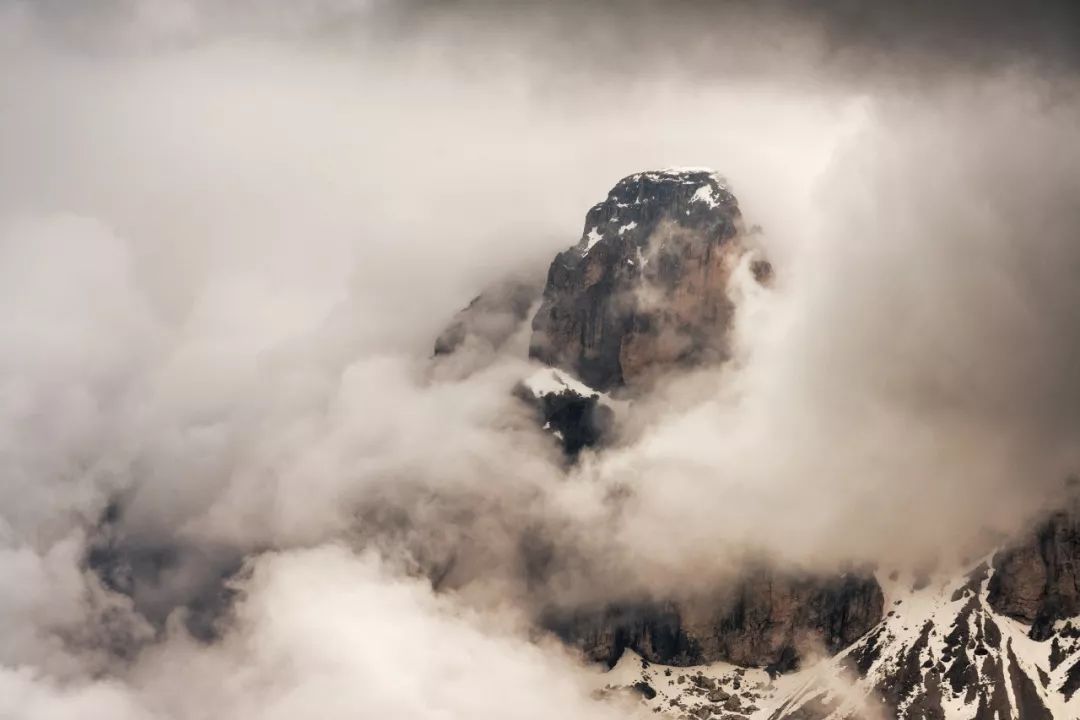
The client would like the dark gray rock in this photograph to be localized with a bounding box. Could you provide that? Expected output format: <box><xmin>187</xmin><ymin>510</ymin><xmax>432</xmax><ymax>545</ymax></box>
<box><xmin>988</xmin><ymin>486</ymin><xmax>1080</xmax><ymax>640</ymax></box>
<box><xmin>531</xmin><ymin>388</ymin><xmax>613</xmax><ymax>458</ymax></box>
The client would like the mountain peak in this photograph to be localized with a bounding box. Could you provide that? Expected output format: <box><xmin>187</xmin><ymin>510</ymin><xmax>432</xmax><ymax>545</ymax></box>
<box><xmin>530</xmin><ymin>168</ymin><xmax>760</xmax><ymax>391</ymax></box>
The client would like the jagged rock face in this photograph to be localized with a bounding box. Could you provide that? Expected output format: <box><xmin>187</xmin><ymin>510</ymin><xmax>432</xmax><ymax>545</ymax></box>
<box><xmin>989</xmin><ymin>493</ymin><xmax>1080</xmax><ymax>640</ymax></box>
<box><xmin>549</xmin><ymin>570</ymin><xmax>883</xmax><ymax>674</ymax></box>
<box><xmin>714</xmin><ymin>572</ymin><xmax>885</xmax><ymax>672</ymax></box>
<box><xmin>766</xmin><ymin>563</ymin><xmax>1080</xmax><ymax>720</ymax></box>
<box><xmin>529</xmin><ymin>169</ymin><xmax>764</xmax><ymax>392</ymax></box>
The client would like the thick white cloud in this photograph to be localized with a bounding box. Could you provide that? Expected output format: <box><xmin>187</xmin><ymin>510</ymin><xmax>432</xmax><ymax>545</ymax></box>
<box><xmin>129</xmin><ymin>545</ymin><xmax>635</xmax><ymax>720</ymax></box>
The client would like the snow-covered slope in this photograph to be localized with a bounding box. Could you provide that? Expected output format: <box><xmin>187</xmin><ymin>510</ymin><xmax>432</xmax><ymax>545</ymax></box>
<box><xmin>598</xmin><ymin>563</ymin><xmax>1080</xmax><ymax>720</ymax></box>
<box><xmin>770</xmin><ymin>563</ymin><xmax>1080</xmax><ymax>719</ymax></box>
<box><xmin>597</xmin><ymin>649</ymin><xmax>785</xmax><ymax>719</ymax></box>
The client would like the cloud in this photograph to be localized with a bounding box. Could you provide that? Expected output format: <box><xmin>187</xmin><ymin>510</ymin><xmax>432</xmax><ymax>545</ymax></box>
<box><xmin>115</xmin><ymin>545</ymin><xmax>634</xmax><ymax>720</ymax></box>
<box><xmin>0</xmin><ymin>546</ymin><xmax>639</xmax><ymax>720</ymax></box>
<box><xmin>1</xmin><ymin>3</ymin><xmax>1080</xmax><ymax>718</ymax></box>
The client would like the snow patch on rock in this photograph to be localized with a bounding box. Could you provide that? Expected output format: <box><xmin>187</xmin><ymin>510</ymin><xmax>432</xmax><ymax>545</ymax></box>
<box><xmin>583</xmin><ymin>226</ymin><xmax>603</xmax><ymax>254</ymax></box>
<box><xmin>690</xmin><ymin>184</ymin><xmax>721</xmax><ymax>208</ymax></box>
<box><xmin>522</xmin><ymin>366</ymin><xmax>599</xmax><ymax>399</ymax></box>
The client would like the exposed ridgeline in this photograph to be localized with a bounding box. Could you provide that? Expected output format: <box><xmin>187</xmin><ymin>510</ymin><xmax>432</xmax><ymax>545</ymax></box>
<box><xmin>529</xmin><ymin>168</ymin><xmax>769</xmax><ymax>393</ymax></box>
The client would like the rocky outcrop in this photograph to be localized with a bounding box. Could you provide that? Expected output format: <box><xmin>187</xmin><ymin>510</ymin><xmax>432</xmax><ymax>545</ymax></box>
<box><xmin>514</xmin><ymin>367</ymin><xmax>617</xmax><ymax>457</ymax></box>
<box><xmin>529</xmin><ymin>169</ymin><xmax>768</xmax><ymax>392</ymax></box>
<box><xmin>531</xmin><ymin>388</ymin><xmax>613</xmax><ymax>457</ymax></box>
<box><xmin>713</xmin><ymin>571</ymin><xmax>884</xmax><ymax>672</ymax></box>
<box><xmin>549</xmin><ymin>569</ymin><xmax>883</xmax><ymax>674</ymax></box>
<box><xmin>989</xmin><ymin>488</ymin><xmax>1080</xmax><ymax>640</ymax></box>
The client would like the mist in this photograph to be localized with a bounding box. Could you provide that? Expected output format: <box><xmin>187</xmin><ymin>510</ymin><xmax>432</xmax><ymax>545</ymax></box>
<box><xmin>2</xmin><ymin>1</ymin><xmax>1080</xmax><ymax>718</ymax></box>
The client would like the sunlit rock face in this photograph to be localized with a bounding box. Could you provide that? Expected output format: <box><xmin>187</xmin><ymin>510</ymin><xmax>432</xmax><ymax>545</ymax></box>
<box><xmin>529</xmin><ymin>168</ymin><xmax>769</xmax><ymax>392</ymax></box>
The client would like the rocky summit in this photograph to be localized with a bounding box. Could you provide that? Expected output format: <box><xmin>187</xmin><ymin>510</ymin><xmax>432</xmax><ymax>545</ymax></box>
<box><xmin>529</xmin><ymin>168</ymin><xmax>769</xmax><ymax>393</ymax></box>
<box><xmin>523</xmin><ymin>169</ymin><xmax>769</xmax><ymax>456</ymax></box>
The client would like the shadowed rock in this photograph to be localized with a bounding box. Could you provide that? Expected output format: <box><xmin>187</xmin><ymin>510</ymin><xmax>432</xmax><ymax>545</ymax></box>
<box><xmin>85</xmin><ymin>501</ymin><xmax>242</xmax><ymax>646</ymax></box>
<box><xmin>988</xmin><ymin>484</ymin><xmax>1080</xmax><ymax>640</ymax></box>
<box><xmin>547</xmin><ymin>568</ymin><xmax>882</xmax><ymax>673</ymax></box>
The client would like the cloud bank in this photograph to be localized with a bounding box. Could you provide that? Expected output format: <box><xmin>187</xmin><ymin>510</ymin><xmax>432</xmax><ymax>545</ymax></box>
<box><xmin>2</xmin><ymin>1</ymin><xmax>1080</xmax><ymax>717</ymax></box>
